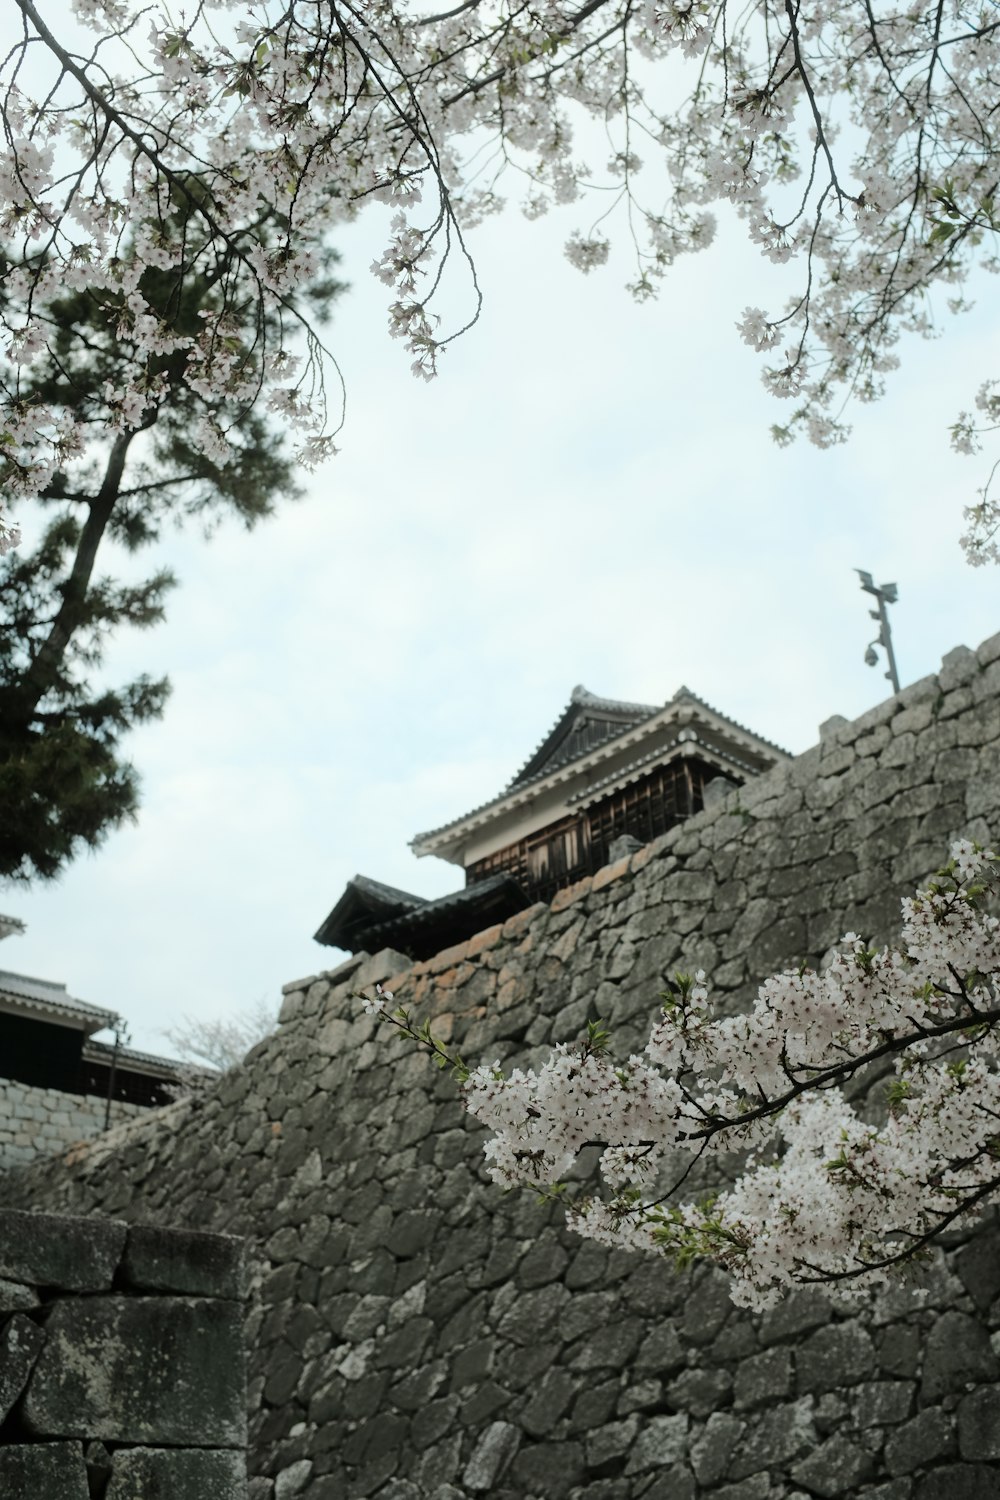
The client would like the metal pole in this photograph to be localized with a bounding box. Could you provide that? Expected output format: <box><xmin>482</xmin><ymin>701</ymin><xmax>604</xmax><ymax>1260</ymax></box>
<box><xmin>104</xmin><ymin>1018</ymin><xmax>128</xmax><ymax>1131</ymax></box>
<box><xmin>855</xmin><ymin>569</ymin><xmax>901</xmax><ymax>694</ymax></box>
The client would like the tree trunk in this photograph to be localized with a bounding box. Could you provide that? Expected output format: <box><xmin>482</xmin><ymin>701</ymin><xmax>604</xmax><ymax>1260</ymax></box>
<box><xmin>15</xmin><ymin>432</ymin><xmax>133</xmax><ymax>722</ymax></box>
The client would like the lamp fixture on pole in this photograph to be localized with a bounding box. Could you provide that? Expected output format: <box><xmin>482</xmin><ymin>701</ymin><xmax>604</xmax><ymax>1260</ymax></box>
<box><xmin>855</xmin><ymin>569</ymin><xmax>900</xmax><ymax>695</ymax></box>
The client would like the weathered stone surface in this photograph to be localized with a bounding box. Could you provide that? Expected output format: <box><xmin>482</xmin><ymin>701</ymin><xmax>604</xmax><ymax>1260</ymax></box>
<box><xmin>634</xmin><ymin>1322</ymin><xmax>685</xmax><ymax>1375</ymax></box>
<box><xmin>913</xmin><ymin>1464</ymin><xmax>1000</xmax><ymax>1500</ymax></box>
<box><xmin>518</xmin><ymin>1366</ymin><xmax>574</xmax><ymax>1436</ymax></box>
<box><xmin>690</xmin><ymin>1412</ymin><xmax>745</xmax><ymax>1486</ymax></box>
<box><xmin>885</xmin><ymin>1409</ymin><xmax>955</xmax><ymax>1475</ymax></box>
<box><xmin>857</xmin><ymin>1482</ymin><xmax>913</xmax><ymax>1500</ymax></box>
<box><xmin>955</xmin><ymin>1222</ymin><xmax>1000</xmax><ymax>1312</ymax></box>
<box><xmin>728</xmin><ymin>1397</ymin><xmax>817</xmax><ymax>1479</ymax></box>
<box><xmin>121</xmin><ymin>1223</ymin><xmax>247</xmax><ymax>1299</ymax></box>
<box><xmin>511</xmin><ymin>1439</ymin><xmax>585</xmax><ymax>1497</ymax></box>
<box><xmin>636</xmin><ymin>1464</ymin><xmax>696</xmax><ymax>1500</ymax></box>
<box><xmin>957</xmin><ymin>1386</ymin><xmax>1000</xmax><ymax>1461</ymax></box>
<box><xmin>22</xmin><ymin>1296</ymin><xmax>245</xmax><ymax>1445</ymax></box>
<box><xmin>796</xmin><ymin>1322</ymin><xmax>876</xmax><ymax>1393</ymax></box>
<box><xmin>733</xmin><ymin>1345</ymin><xmax>792</xmax><ymax>1409</ymax></box>
<box><xmin>758</xmin><ymin>1289</ymin><xmax>831</xmax><ymax>1346</ymax></box>
<box><xmin>790</xmin><ymin>1432</ymin><xmax>876</xmax><ymax>1496</ymax></box>
<box><xmin>667</xmin><ymin>1366</ymin><xmax>732</xmax><ymax>1419</ymax></box>
<box><xmin>851</xmin><ymin>1380</ymin><xmax>915</xmax><ymax>1428</ymax></box>
<box><xmin>711</xmin><ymin>1477</ymin><xmax>773</xmax><ymax>1500</ymax></box>
<box><xmin>585</xmin><ymin>1417</ymin><xmax>638</xmax><ymax>1473</ymax></box>
<box><xmin>878</xmin><ymin>1325</ymin><xmax>921</xmax><ymax>1379</ymax></box>
<box><xmin>0</xmin><ymin>1440</ymin><xmax>89</xmax><ymax>1498</ymax></box>
<box><xmin>0</xmin><ymin>1276</ymin><xmax>39</xmax><ymax>1315</ymax></box>
<box><xmin>273</xmin><ymin>1458</ymin><xmax>312</xmax><ymax>1498</ymax></box>
<box><xmin>0</xmin><ymin>1310</ymin><xmax>44</xmax><ymax>1422</ymax></box>
<box><xmin>568</xmin><ymin>1317</ymin><xmax>642</xmax><ymax>1371</ymax></box>
<box><xmin>921</xmin><ymin>1312</ymin><xmax>998</xmax><ymax>1402</ymax></box>
<box><xmin>106</xmin><ymin>1447</ymin><xmax>247</xmax><ymax>1499</ymax></box>
<box><xmin>623</xmin><ymin>1414</ymin><xmax>688</xmax><ymax>1475</ymax></box>
<box><xmin>462</xmin><ymin>1420</ymin><xmax>520</xmax><ymax>1491</ymax></box>
<box><xmin>0</xmin><ymin>1208</ymin><xmax>125</xmax><ymax>1291</ymax></box>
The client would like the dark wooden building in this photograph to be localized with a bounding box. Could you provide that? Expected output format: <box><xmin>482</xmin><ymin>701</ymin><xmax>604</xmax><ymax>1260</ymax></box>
<box><xmin>316</xmin><ymin>684</ymin><xmax>790</xmax><ymax>961</ymax></box>
<box><xmin>0</xmin><ymin>919</ymin><xmax>202</xmax><ymax>1109</ymax></box>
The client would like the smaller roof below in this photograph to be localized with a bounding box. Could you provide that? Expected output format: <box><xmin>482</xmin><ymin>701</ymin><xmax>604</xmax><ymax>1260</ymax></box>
<box><xmin>0</xmin><ymin>969</ymin><xmax>118</xmax><ymax>1034</ymax></box>
<box><xmin>314</xmin><ymin>873</ymin><xmax>424</xmax><ymax>953</ymax></box>
<box><xmin>83</xmin><ymin>1037</ymin><xmax>212</xmax><ymax>1082</ymax></box>
<box><xmin>316</xmin><ymin>872</ymin><xmax>530</xmax><ymax>962</ymax></box>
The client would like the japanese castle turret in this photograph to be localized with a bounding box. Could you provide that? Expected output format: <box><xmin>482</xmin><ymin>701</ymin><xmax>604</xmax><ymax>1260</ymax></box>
<box><xmin>315</xmin><ymin>685</ymin><xmax>791</xmax><ymax>961</ymax></box>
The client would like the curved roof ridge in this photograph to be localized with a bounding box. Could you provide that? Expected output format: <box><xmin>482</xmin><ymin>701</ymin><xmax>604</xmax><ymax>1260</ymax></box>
<box><xmin>569</xmin><ymin>684</ymin><xmax>660</xmax><ymax>714</ymax></box>
<box><xmin>670</xmin><ymin>686</ymin><xmax>792</xmax><ymax>756</ymax></box>
<box><xmin>506</xmin><ymin>685</ymin><xmax>660</xmax><ymax>792</ymax></box>
<box><xmin>350</xmin><ymin>873</ymin><xmax>423</xmax><ymax>907</ymax></box>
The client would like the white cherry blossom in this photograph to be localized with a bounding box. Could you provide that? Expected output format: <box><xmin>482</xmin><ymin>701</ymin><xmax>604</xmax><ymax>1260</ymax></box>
<box><xmin>362</xmin><ymin>838</ymin><xmax>1000</xmax><ymax>1309</ymax></box>
<box><xmin>3</xmin><ymin>1</ymin><xmax>1000</xmax><ymax>555</ymax></box>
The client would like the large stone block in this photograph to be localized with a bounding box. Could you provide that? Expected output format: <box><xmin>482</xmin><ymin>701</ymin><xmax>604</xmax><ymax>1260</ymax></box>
<box><xmin>914</xmin><ymin>1464</ymin><xmax>1000</xmax><ymax>1500</ymax></box>
<box><xmin>957</xmin><ymin>1386</ymin><xmax>1000</xmax><ymax>1461</ymax></box>
<box><xmin>22</xmin><ymin>1295</ymin><xmax>246</xmax><ymax>1445</ymax></box>
<box><xmin>462</xmin><ymin>1421</ymin><xmax>521</xmax><ymax>1491</ymax></box>
<box><xmin>0</xmin><ymin>1310</ymin><xmax>45</xmax><ymax>1422</ymax></box>
<box><xmin>0</xmin><ymin>1441</ymin><xmax>90</xmax><ymax>1499</ymax></box>
<box><xmin>0</xmin><ymin>1208</ymin><xmax>125</xmax><ymax>1291</ymax></box>
<box><xmin>121</xmin><ymin>1223</ymin><xmax>247</xmax><ymax>1299</ymax></box>
<box><xmin>106</xmin><ymin>1446</ymin><xmax>247</xmax><ymax>1499</ymax></box>
<box><xmin>0</xmin><ymin>1276</ymin><xmax>40</xmax><ymax>1316</ymax></box>
<box><xmin>920</xmin><ymin>1311</ymin><xmax>998</xmax><ymax>1401</ymax></box>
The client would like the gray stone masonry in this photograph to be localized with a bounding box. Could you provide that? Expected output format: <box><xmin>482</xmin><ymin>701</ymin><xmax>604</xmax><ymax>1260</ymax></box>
<box><xmin>0</xmin><ymin>1076</ymin><xmax>147</xmax><ymax>1170</ymax></box>
<box><xmin>0</xmin><ymin>1208</ymin><xmax>248</xmax><ymax>1498</ymax></box>
<box><xmin>3</xmin><ymin>628</ymin><xmax>1000</xmax><ymax>1498</ymax></box>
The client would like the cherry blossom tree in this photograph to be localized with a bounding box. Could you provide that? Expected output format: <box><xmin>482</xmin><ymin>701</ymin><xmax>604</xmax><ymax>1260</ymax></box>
<box><xmin>162</xmin><ymin>994</ymin><xmax>279</xmax><ymax>1070</ymax></box>
<box><xmin>3</xmin><ymin>0</ymin><xmax>1000</xmax><ymax>561</ymax></box>
<box><xmin>360</xmin><ymin>838</ymin><xmax>1000</xmax><ymax>1309</ymax></box>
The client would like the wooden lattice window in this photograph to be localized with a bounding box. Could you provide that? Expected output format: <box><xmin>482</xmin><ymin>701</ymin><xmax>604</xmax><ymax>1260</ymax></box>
<box><xmin>465</xmin><ymin>757</ymin><xmax>725</xmax><ymax>901</ymax></box>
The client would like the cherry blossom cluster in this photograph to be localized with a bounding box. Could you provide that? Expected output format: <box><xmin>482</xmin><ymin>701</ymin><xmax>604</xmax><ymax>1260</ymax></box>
<box><xmin>362</xmin><ymin>839</ymin><xmax>1000</xmax><ymax>1308</ymax></box>
<box><xmin>3</xmin><ymin>0</ymin><xmax>1000</xmax><ymax>554</ymax></box>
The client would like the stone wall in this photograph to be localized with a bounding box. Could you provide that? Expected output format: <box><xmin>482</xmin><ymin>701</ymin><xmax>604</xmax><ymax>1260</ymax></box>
<box><xmin>0</xmin><ymin>1077</ymin><xmax>147</xmax><ymax>1170</ymax></box>
<box><xmin>0</xmin><ymin>1205</ymin><xmax>248</xmax><ymax>1498</ymax></box>
<box><xmin>2</xmin><ymin>630</ymin><xmax>1000</xmax><ymax>1500</ymax></box>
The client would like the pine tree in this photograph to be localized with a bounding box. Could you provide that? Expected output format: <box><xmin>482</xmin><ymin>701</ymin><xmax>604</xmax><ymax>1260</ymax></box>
<box><xmin>0</xmin><ymin>203</ymin><xmax>343</xmax><ymax>882</ymax></box>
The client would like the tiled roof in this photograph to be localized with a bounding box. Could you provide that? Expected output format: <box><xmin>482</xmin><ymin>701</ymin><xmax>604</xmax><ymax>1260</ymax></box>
<box><xmin>349</xmin><ymin>874</ymin><xmax>423</xmax><ymax>908</ymax></box>
<box><xmin>83</xmin><ymin>1037</ymin><xmax>211</xmax><ymax>1078</ymax></box>
<box><xmin>363</xmin><ymin>872</ymin><xmax>517</xmax><ymax>934</ymax></box>
<box><xmin>0</xmin><ymin>969</ymin><xmax>118</xmax><ymax>1033</ymax></box>
<box><xmin>355</xmin><ymin>874</ymin><xmax>530</xmax><ymax>959</ymax></box>
<box><xmin>314</xmin><ymin>872</ymin><xmax>424</xmax><ymax>951</ymax></box>
<box><xmin>506</xmin><ymin>685</ymin><xmax>659</xmax><ymax>791</ymax></box>
<box><xmin>669</xmin><ymin>685</ymin><xmax>791</xmax><ymax>758</ymax></box>
<box><xmin>411</xmin><ymin>684</ymin><xmax>790</xmax><ymax>851</ymax></box>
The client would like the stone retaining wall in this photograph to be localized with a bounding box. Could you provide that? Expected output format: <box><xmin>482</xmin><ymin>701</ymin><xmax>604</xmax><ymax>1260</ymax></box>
<box><xmin>0</xmin><ymin>1206</ymin><xmax>248</xmax><ymax>1498</ymax></box>
<box><xmin>2</xmin><ymin>630</ymin><xmax>1000</xmax><ymax>1499</ymax></box>
<box><xmin>0</xmin><ymin>1077</ymin><xmax>147</xmax><ymax>1170</ymax></box>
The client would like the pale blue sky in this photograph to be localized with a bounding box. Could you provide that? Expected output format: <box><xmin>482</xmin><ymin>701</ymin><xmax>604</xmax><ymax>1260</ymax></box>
<box><xmin>5</xmin><ymin>181</ymin><xmax>999</xmax><ymax>1058</ymax></box>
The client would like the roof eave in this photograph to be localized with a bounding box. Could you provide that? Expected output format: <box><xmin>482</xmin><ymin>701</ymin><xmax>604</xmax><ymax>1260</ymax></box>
<box><xmin>0</xmin><ymin>992</ymin><xmax>118</xmax><ymax>1036</ymax></box>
